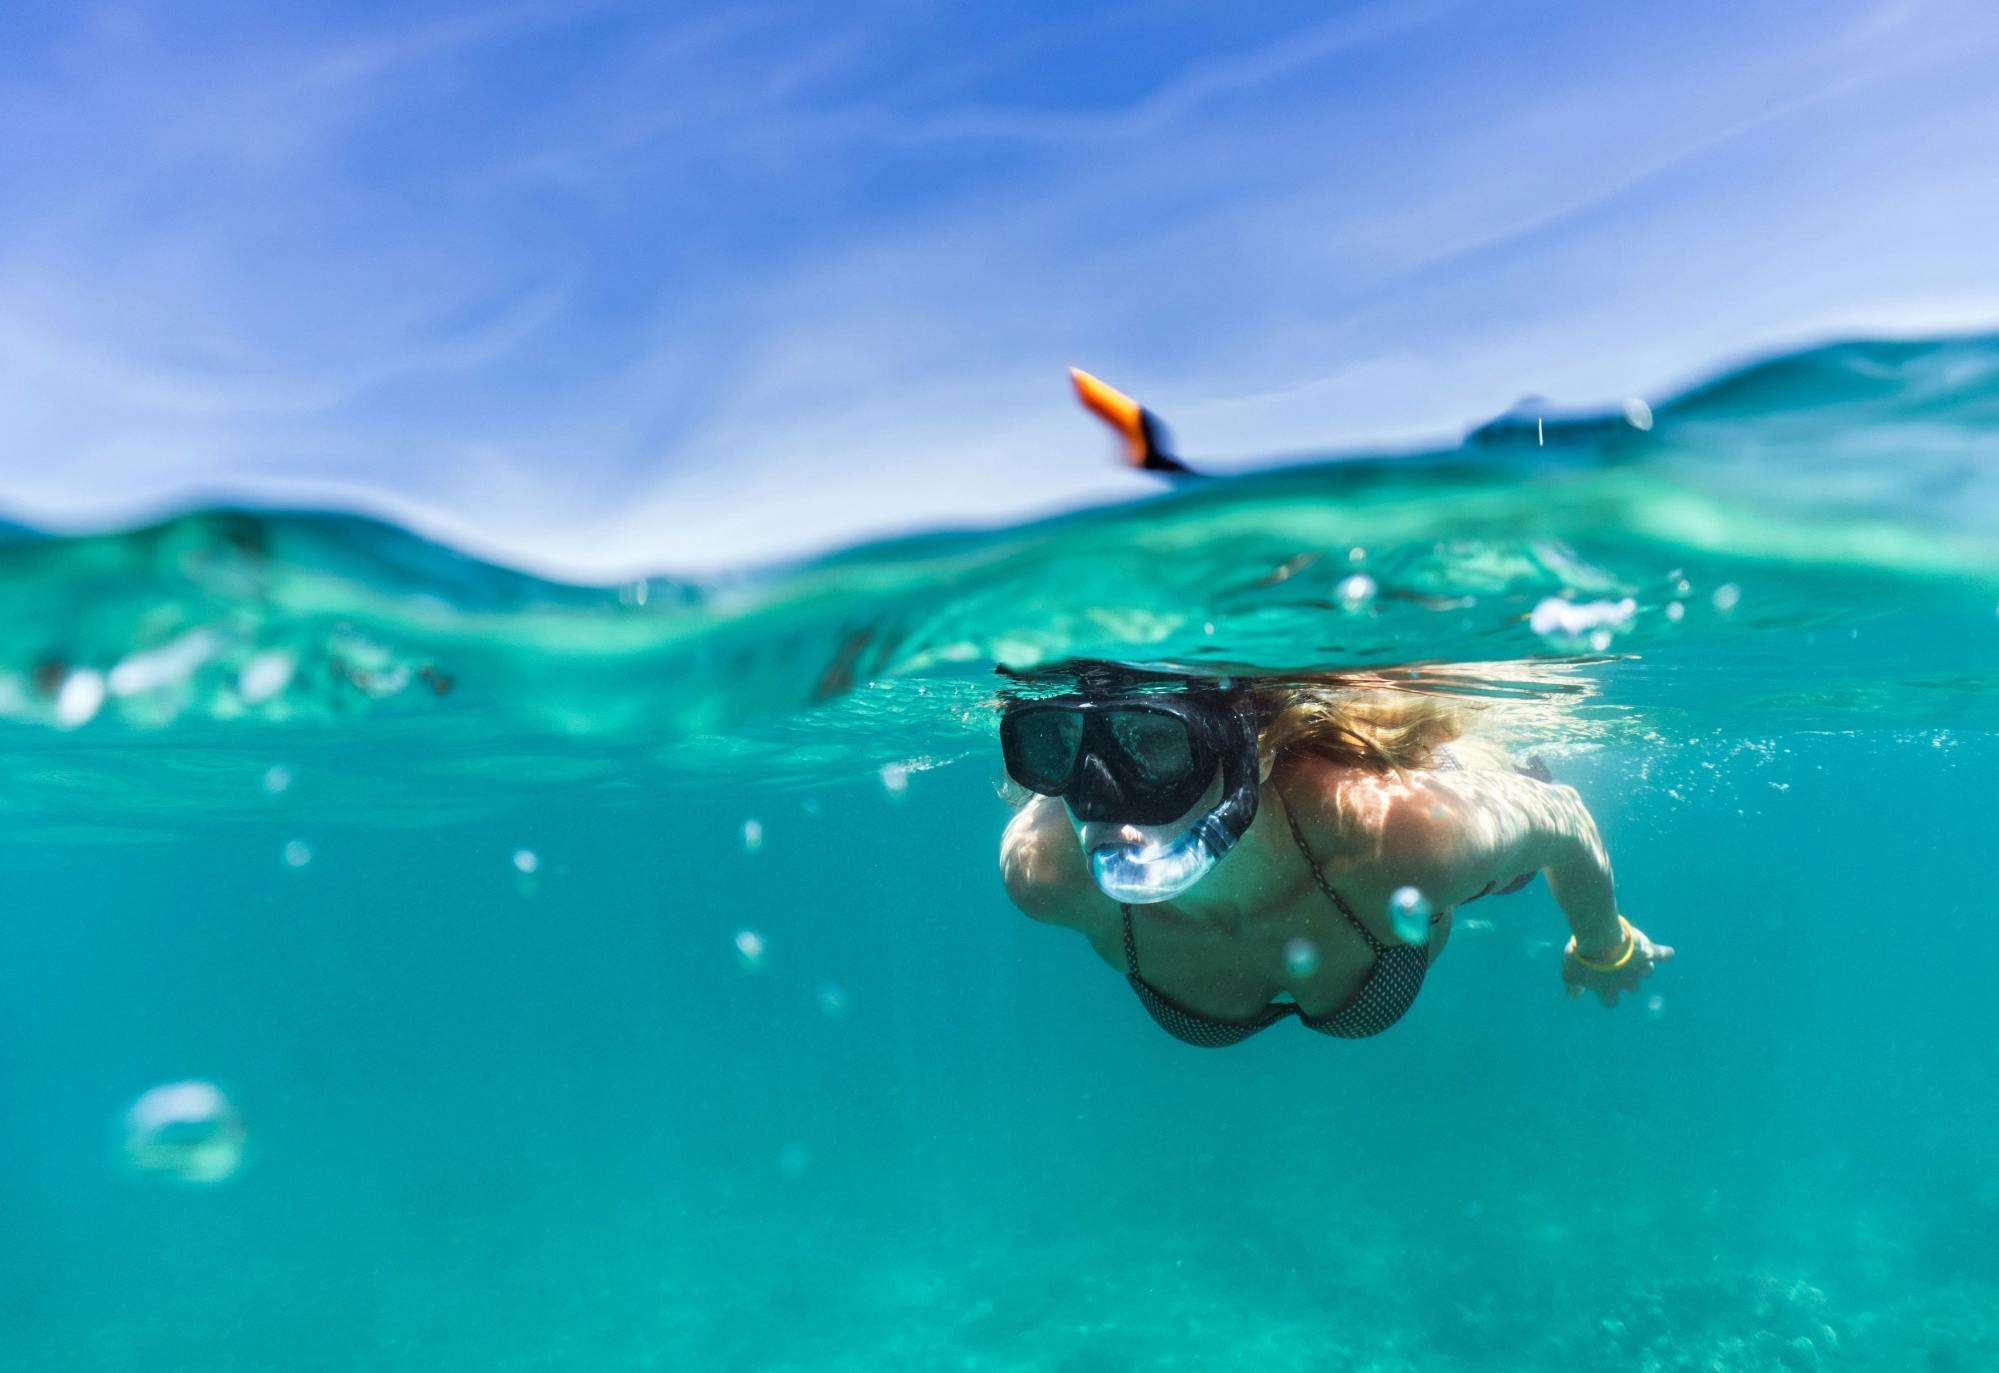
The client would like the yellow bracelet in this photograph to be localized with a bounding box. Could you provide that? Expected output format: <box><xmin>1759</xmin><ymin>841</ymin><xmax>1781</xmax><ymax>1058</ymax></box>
<box><xmin>1569</xmin><ymin>917</ymin><xmax>1636</xmax><ymax>972</ymax></box>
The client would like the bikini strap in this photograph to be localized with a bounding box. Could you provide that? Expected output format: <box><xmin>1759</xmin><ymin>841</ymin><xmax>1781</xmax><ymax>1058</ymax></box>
<box><xmin>1120</xmin><ymin>904</ymin><xmax>1141</xmax><ymax>975</ymax></box>
<box><xmin>1280</xmin><ymin>792</ymin><xmax>1384</xmax><ymax>953</ymax></box>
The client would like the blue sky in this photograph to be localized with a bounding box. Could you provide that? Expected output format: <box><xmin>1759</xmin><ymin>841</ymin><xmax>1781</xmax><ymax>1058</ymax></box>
<box><xmin>3</xmin><ymin>0</ymin><xmax>1998</xmax><ymax>574</ymax></box>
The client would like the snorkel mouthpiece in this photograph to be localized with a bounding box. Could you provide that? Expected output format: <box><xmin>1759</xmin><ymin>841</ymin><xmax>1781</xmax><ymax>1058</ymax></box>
<box><xmin>1088</xmin><ymin>811</ymin><xmax>1240</xmax><ymax>905</ymax></box>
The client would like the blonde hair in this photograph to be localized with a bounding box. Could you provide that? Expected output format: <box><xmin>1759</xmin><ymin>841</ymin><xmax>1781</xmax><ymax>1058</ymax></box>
<box><xmin>1254</xmin><ymin>680</ymin><xmax>1471</xmax><ymax>774</ymax></box>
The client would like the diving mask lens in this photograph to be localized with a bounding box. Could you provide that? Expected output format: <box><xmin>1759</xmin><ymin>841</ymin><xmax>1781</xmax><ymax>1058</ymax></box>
<box><xmin>1001</xmin><ymin>707</ymin><xmax>1086</xmax><ymax>794</ymax></box>
<box><xmin>1103</xmin><ymin>709</ymin><xmax>1200</xmax><ymax>798</ymax></box>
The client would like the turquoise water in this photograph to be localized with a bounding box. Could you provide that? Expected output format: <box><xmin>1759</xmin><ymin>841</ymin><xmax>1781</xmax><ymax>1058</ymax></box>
<box><xmin>4</xmin><ymin>337</ymin><xmax>1997</xmax><ymax>1371</ymax></box>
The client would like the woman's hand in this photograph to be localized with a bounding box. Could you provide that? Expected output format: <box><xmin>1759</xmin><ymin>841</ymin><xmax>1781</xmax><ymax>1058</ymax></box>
<box><xmin>1562</xmin><ymin>917</ymin><xmax>1673</xmax><ymax>1007</ymax></box>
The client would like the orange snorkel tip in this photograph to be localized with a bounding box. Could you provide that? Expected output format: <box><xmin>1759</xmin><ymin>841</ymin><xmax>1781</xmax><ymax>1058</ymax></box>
<box><xmin>1068</xmin><ymin>368</ymin><xmax>1196</xmax><ymax>477</ymax></box>
<box><xmin>1069</xmin><ymin>368</ymin><xmax>1149</xmax><ymax>468</ymax></box>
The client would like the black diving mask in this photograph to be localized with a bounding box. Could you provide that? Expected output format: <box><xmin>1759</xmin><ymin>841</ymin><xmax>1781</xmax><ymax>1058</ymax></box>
<box><xmin>1001</xmin><ymin>688</ymin><xmax>1262</xmax><ymax>903</ymax></box>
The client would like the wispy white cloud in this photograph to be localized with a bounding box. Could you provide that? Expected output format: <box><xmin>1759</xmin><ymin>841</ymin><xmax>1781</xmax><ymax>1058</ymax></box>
<box><xmin>848</xmin><ymin>2</ymin><xmax>1460</xmax><ymax>148</ymax></box>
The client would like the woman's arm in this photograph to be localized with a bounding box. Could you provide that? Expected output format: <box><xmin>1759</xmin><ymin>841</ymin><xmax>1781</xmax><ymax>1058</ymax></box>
<box><xmin>1394</xmin><ymin>770</ymin><xmax>1674</xmax><ymax>1004</ymax></box>
<box><xmin>1321</xmin><ymin>763</ymin><xmax>1619</xmax><ymax>940</ymax></box>
<box><xmin>1503</xmin><ymin>778</ymin><xmax>1624</xmax><ymax>960</ymax></box>
<box><xmin>1299</xmin><ymin>760</ymin><xmax>1672</xmax><ymax>1003</ymax></box>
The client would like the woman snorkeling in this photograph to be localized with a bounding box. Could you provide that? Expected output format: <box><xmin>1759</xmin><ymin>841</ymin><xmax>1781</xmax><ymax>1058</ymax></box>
<box><xmin>998</xmin><ymin>664</ymin><xmax>1672</xmax><ymax>1046</ymax></box>
<box><xmin>996</xmin><ymin>374</ymin><xmax>1668</xmax><ymax>1046</ymax></box>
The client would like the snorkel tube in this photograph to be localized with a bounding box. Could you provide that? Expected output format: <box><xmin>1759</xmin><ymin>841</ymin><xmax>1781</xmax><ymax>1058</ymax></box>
<box><xmin>1087</xmin><ymin>695</ymin><xmax>1261</xmax><ymax>904</ymax></box>
<box><xmin>1045</xmin><ymin>375</ymin><xmax>1238</xmax><ymax>899</ymax></box>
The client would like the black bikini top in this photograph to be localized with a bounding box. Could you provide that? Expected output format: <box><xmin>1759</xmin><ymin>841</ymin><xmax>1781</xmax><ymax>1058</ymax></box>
<box><xmin>1119</xmin><ymin>801</ymin><xmax>1433</xmax><ymax>1047</ymax></box>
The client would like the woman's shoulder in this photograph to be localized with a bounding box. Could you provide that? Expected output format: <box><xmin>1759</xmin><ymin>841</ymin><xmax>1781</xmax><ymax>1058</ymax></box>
<box><xmin>1273</xmin><ymin>751</ymin><xmax>1391</xmax><ymax>815</ymax></box>
<box><xmin>1272</xmin><ymin>752</ymin><xmax>1461</xmax><ymax>868</ymax></box>
<box><xmin>999</xmin><ymin>796</ymin><xmax>1112</xmax><ymax>931</ymax></box>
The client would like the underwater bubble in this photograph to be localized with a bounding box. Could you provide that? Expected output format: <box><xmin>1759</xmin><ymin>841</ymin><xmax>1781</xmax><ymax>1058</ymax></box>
<box><xmin>1645</xmin><ymin>994</ymin><xmax>1667</xmax><ymax>1019</ymax></box>
<box><xmin>1336</xmin><ymin>573</ymin><xmax>1376</xmax><ymax>611</ymax></box>
<box><xmin>260</xmin><ymin>764</ymin><xmax>293</xmax><ymax>796</ymax></box>
<box><xmin>282</xmin><ymin>839</ymin><xmax>313</xmax><ymax>868</ymax></box>
<box><xmin>1530</xmin><ymin>597</ymin><xmax>1635</xmax><ymax>648</ymax></box>
<box><xmin>1665</xmin><ymin>601</ymin><xmax>1686</xmax><ymax>622</ymax></box>
<box><xmin>1283</xmin><ymin>937</ymin><xmax>1320</xmax><ymax>978</ymax></box>
<box><xmin>741</xmin><ymin>818</ymin><xmax>764</xmax><ymax>853</ymax></box>
<box><xmin>815</xmin><ymin>982</ymin><xmax>849</xmax><ymax>1019</ymax></box>
<box><xmin>1347</xmin><ymin>546</ymin><xmax>1366</xmax><ymax>563</ymax></box>
<box><xmin>238</xmin><ymin>651</ymin><xmax>295</xmax><ymax>705</ymax></box>
<box><xmin>1388</xmin><ymin>886</ymin><xmax>1432</xmax><ymax>943</ymax></box>
<box><xmin>55</xmin><ymin>669</ymin><xmax>105</xmax><ymax>728</ymax></box>
<box><xmin>1712</xmin><ymin>583</ymin><xmax>1742</xmax><ymax>613</ymax></box>
<box><xmin>123</xmin><ymin>1081</ymin><xmax>245</xmax><ymax>1184</ymax></box>
<box><xmin>109</xmin><ymin>631</ymin><xmax>218</xmax><ymax>699</ymax></box>
<box><xmin>734</xmin><ymin>929</ymin><xmax>767</xmax><ymax>971</ymax></box>
<box><xmin>1622</xmin><ymin>397</ymin><xmax>1654</xmax><ymax>431</ymax></box>
<box><xmin>511</xmin><ymin>849</ymin><xmax>539</xmax><ymax>875</ymax></box>
<box><xmin>1587</xmin><ymin>628</ymin><xmax>1613</xmax><ymax>653</ymax></box>
<box><xmin>879</xmin><ymin>764</ymin><xmax>910</xmax><ymax>798</ymax></box>
<box><xmin>776</xmin><ymin>1141</ymin><xmax>810</xmax><ymax>1178</ymax></box>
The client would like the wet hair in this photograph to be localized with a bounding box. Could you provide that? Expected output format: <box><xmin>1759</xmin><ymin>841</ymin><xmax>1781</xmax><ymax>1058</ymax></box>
<box><xmin>1251</xmin><ymin>680</ymin><xmax>1468</xmax><ymax>774</ymax></box>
